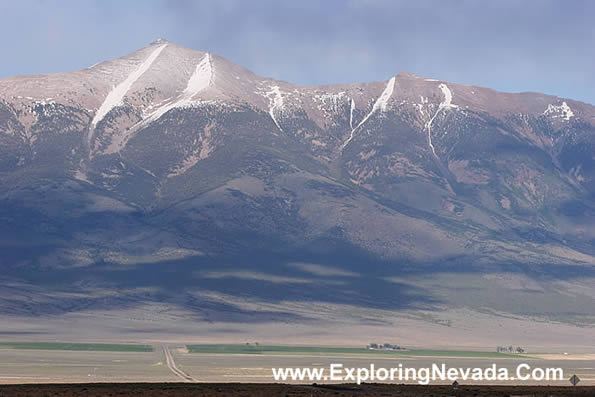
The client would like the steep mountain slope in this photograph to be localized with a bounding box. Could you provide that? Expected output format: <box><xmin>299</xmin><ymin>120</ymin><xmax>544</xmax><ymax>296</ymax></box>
<box><xmin>0</xmin><ymin>40</ymin><xmax>594</xmax><ymax>336</ymax></box>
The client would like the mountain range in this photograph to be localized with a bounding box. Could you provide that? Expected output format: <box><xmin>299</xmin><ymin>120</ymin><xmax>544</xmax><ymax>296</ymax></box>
<box><xmin>0</xmin><ymin>40</ymin><xmax>593</xmax><ymax>346</ymax></box>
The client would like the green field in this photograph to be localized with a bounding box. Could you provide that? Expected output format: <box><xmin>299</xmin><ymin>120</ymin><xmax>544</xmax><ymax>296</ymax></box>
<box><xmin>186</xmin><ymin>344</ymin><xmax>526</xmax><ymax>358</ymax></box>
<box><xmin>0</xmin><ymin>342</ymin><xmax>153</xmax><ymax>352</ymax></box>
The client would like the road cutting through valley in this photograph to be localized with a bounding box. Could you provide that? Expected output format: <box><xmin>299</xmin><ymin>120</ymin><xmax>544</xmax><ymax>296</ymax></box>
<box><xmin>163</xmin><ymin>346</ymin><xmax>197</xmax><ymax>382</ymax></box>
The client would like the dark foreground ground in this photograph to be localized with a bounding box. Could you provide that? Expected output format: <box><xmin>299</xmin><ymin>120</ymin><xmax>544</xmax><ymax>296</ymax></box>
<box><xmin>0</xmin><ymin>383</ymin><xmax>593</xmax><ymax>396</ymax></box>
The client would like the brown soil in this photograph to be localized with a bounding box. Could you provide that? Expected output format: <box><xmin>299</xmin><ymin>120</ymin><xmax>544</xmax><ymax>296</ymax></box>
<box><xmin>0</xmin><ymin>383</ymin><xmax>593</xmax><ymax>396</ymax></box>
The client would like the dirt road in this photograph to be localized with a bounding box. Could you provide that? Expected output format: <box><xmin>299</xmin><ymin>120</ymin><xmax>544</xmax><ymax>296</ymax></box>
<box><xmin>163</xmin><ymin>346</ymin><xmax>196</xmax><ymax>382</ymax></box>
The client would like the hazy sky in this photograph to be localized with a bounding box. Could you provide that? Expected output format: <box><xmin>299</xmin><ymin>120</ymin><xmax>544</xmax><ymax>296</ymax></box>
<box><xmin>1</xmin><ymin>0</ymin><xmax>593</xmax><ymax>104</ymax></box>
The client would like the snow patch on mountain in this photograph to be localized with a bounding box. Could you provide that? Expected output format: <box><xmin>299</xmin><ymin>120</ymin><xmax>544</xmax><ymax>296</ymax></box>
<box><xmin>341</xmin><ymin>76</ymin><xmax>396</xmax><ymax>150</ymax></box>
<box><xmin>374</xmin><ymin>77</ymin><xmax>396</xmax><ymax>112</ymax></box>
<box><xmin>313</xmin><ymin>92</ymin><xmax>346</xmax><ymax>104</ymax></box>
<box><xmin>267</xmin><ymin>85</ymin><xmax>285</xmax><ymax>132</ymax></box>
<box><xmin>313</xmin><ymin>91</ymin><xmax>348</xmax><ymax>122</ymax></box>
<box><xmin>438</xmin><ymin>84</ymin><xmax>458</xmax><ymax>110</ymax></box>
<box><xmin>104</xmin><ymin>53</ymin><xmax>213</xmax><ymax>154</ymax></box>
<box><xmin>184</xmin><ymin>53</ymin><xmax>213</xmax><ymax>96</ymax></box>
<box><xmin>544</xmin><ymin>101</ymin><xmax>574</xmax><ymax>121</ymax></box>
<box><xmin>425</xmin><ymin>83</ymin><xmax>458</xmax><ymax>157</ymax></box>
<box><xmin>349</xmin><ymin>98</ymin><xmax>355</xmax><ymax>129</ymax></box>
<box><xmin>140</xmin><ymin>53</ymin><xmax>213</xmax><ymax>127</ymax></box>
<box><xmin>89</xmin><ymin>43</ymin><xmax>167</xmax><ymax>146</ymax></box>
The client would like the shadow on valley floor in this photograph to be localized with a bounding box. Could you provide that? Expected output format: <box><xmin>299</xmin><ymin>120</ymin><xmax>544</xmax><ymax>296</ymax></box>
<box><xmin>4</xmin><ymin>233</ymin><xmax>595</xmax><ymax>323</ymax></box>
<box><xmin>4</xmin><ymin>237</ymin><xmax>443</xmax><ymax>320</ymax></box>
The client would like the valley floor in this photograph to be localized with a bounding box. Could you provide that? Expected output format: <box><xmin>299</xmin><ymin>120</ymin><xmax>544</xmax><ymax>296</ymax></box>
<box><xmin>0</xmin><ymin>344</ymin><xmax>593</xmax><ymax>385</ymax></box>
<box><xmin>0</xmin><ymin>301</ymin><xmax>594</xmax><ymax>352</ymax></box>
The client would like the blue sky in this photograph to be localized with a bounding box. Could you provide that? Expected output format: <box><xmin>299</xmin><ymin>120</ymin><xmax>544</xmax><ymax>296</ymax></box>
<box><xmin>1</xmin><ymin>0</ymin><xmax>593</xmax><ymax>104</ymax></box>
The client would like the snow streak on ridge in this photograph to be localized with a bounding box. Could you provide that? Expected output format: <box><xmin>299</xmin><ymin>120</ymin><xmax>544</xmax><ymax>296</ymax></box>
<box><xmin>267</xmin><ymin>86</ymin><xmax>285</xmax><ymax>132</ymax></box>
<box><xmin>341</xmin><ymin>76</ymin><xmax>395</xmax><ymax>150</ymax></box>
<box><xmin>105</xmin><ymin>53</ymin><xmax>213</xmax><ymax>154</ymax></box>
<box><xmin>184</xmin><ymin>53</ymin><xmax>213</xmax><ymax>97</ymax></box>
<box><xmin>425</xmin><ymin>83</ymin><xmax>458</xmax><ymax>157</ymax></box>
<box><xmin>349</xmin><ymin>98</ymin><xmax>355</xmax><ymax>130</ymax></box>
<box><xmin>141</xmin><ymin>53</ymin><xmax>213</xmax><ymax>126</ymax></box>
<box><xmin>88</xmin><ymin>44</ymin><xmax>167</xmax><ymax>147</ymax></box>
<box><xmin>374</xmin><ymin>76</ymin><xmax>396</xmax><ymax>112</ymax></box>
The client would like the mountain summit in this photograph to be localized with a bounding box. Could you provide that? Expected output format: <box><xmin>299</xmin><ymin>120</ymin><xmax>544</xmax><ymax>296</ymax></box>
<box><xmin>0</xmin><ymin>41</ymin><xmax>594</xmax><ymax>338</ymax></box>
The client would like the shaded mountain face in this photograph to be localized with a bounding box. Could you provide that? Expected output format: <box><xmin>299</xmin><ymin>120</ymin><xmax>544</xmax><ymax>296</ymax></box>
<box><xmin>0</xmin><ymin>40</ymin><xmax>594</xmax><ymax>321</ymax></box>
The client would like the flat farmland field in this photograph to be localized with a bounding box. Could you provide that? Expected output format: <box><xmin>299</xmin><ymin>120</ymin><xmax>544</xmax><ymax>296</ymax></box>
<box><xmin>0</xmin><ymin>346</ymin><xmax>176</xmax><ymax>383</ymax></box>
<box><xmin>172</xmin><ymin>348</ymin><xmax>595</xmax><ymax>385</ymax></box>
<box><xmin>1</xmin><ymin>343</ymin><xmax>594</xmax><ymax>386</ymax></box>
<box><xmin>185</xmin><ymin>344</ymin><xmax>525</xmax><ymax>358</ymax></box>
